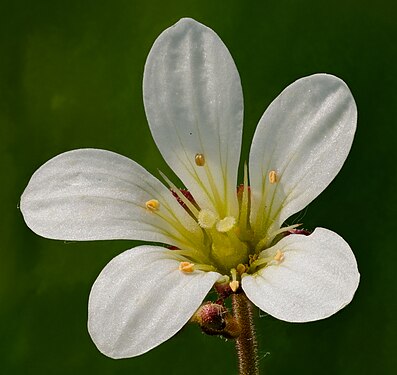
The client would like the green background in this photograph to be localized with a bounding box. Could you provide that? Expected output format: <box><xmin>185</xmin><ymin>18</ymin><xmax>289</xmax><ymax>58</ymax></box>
<box><xmin>1</xmin><ymin>0</ymin><xmax>396</xmax><ymax>374</ymax></box>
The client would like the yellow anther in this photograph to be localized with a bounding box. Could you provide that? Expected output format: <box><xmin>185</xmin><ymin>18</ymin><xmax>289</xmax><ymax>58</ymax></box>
<box><xmin>216</xmin><ymin>216</ymin><xmax>236</xmax><ymax>233</ymax></box>
<box><xmin>229</xmin><ymin>280</ymin><xmax>239</xmax><ymax>292</ymax></box>
<box><xmin>195</xmin><ymin>153</ymin><xmax>205</xmax><ymax>166</ymax></box>
<box><xmin>179</xmin><ymin>262</ymin><xmax>195</xmax><ymax>273</ymax></box>
<box><xmin>274</xmin><ymin>250</ymin><xmax>284</xmax><ymax>262</ymax></box>
<box><xmin>236</xmin><ymin>263</ymin><xmax>247</xmax><ymax>275</ymax></box>
<box><xmin>268</xmin><ymin>170</ymin><xmax>278</xmax><ymax>184</ymax></box>
<box><xmin>198</xmin><ymin>209</ymin><xmax>217</xmax><ymax>229</ymax></box>
<box><xmin>145</xmin><ymin>199</ymin><xmax>160</xmax><ymax>211</ymax></box>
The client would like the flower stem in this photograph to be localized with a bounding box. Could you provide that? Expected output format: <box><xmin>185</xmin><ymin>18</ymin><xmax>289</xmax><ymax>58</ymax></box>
<box><xmin>232</xmin><ymin>292</ymin><xmax>260</xmax><ymax>375</ymax></box>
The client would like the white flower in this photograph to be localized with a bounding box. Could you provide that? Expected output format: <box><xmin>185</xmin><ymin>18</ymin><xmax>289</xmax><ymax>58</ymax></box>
<box><xmin>20</xmin><ymin>18</ymin><xmax>359</xmax><ymax>359</ymax></box>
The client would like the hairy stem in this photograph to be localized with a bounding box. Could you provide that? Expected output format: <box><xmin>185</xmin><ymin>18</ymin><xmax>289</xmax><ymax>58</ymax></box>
<box><xmin>232</xmin><ymin>292</ymin><xmax>260</xmax><ymax>375</ymax></box>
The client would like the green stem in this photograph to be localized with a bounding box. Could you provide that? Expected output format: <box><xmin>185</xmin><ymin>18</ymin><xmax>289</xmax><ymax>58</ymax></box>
<box><xmin>232</xmin><ymin>292</ymin><xmax>260</xmax><ymax>375</ymax></box>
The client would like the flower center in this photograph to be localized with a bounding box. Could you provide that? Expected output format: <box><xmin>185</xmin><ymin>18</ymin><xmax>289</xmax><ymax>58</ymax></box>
<box><xmin>158</xmin><ymin>159</ymin><xmax>308</xmax><ymax>281</ymax></box>
<box><xmin>196</xmin><ymin>208</ymin><xmax>249</xmax><ymax>273</ymax></box>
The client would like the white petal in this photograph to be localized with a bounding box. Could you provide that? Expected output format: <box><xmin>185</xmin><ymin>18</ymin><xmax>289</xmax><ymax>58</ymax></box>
<box><xmin>143</xmin><ymin>18</ymin><xmax>243</xmax><ymax>217</ymax></box>
<box><xmin>20</xmin><ymin>149</ymin><xmax>203</xmax><ymax>250</ymax></box>
<box><xmin>249</xmin><ymin>74</ymin><xmax>357</xmax><ymax>235</ymax></box>
<box><xmin>242</xmin><ymin>228</ymin><xmax>359</xmax><ymax>322</ymax></box>
<box><xmin>88</xmin><ymin>245</ymin><xmax>220</xmax><ymax>358</ymax></box>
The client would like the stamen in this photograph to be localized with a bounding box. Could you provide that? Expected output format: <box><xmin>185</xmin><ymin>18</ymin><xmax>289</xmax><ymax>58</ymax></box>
<box><xmin>159</xmin><ymin>171</ymin><xmax>199</xmax><ymax>218</ymax></box>
<box><xmin>255</xmin><ymin>223</ymin><xmax>302</xmax><ymax>253</ymax></box>
<box><xmin>171</xmin><ymin>189</ymin><xmax>196</xmax><ymax>210</ymax></box>
<box><xmin>230</xmin><ymin>280</ymin><xmax>239</xmax><ymax>292</ymax></box>
<box><xmin>198</xmin><ymin>209</ymin><xmax>218</xmax><ymax>229</ymax></box>
<box><xmin>175</xmin><ymin>255</ymin><xmax>216</xmax><ymax>271</ymax></box>
<box><xmin>145</xmin><ymin>199</ymin><xmax>160</xmax><ymax>211</ymax></box>
<box><xmin>238</xmin><ymin>162</ymin><xmax>250</xmax><ymax>233</ymax></box>
<box><xmin>229</xmin><ymin>268</ymin><xmax>239</xmax><ymax>292</ymax></box>
<box><xmin>236</xmin><ymin>263</ymin><xmax>247</xmax><ymax>275</ymax></box>
<box><xmin>195</xmin><ymin>153</ymin><xmax>205</xmax><ymax>166</ymax></box>
<box><xmin>179</xmin><ymin>261</ymin><xmax>195</xmax><ymax>273</ymax></box>
<box><xmin>216</xmin><ymin>216</ymin><xmax>236</xmax><ymax>233</ymax></box>
<box><xmin>273</xmin><ymin>250</ymin><xmax>284</xmax><ymax>262</ymax></box>
<box><xmin>249</xmin><ymin>250</ymin><xmax>285</xmax><ymax>272</ymax></box>
<box><xmin>267</xmin><ymin>223</ymin><xmax>302</xmax><ymax>240</ymax></box>
<box><xmin>268</xmin><ymin>170</ymin><xmax>278</xmax><ymax>184</ymax></box>
<box><xmin>248</xmin><ymin>257</ymin><xmax>268</xmax><ymax>272</ymax></box>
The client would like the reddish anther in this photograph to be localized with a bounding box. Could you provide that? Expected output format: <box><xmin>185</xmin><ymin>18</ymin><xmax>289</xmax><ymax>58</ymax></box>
<box><xmin>171</xmin><ymin>188</ymin><xmax>197</xmax><ymax>210</ymax></box>
<box><xmin>288</xmin><ymin>228</ymin><xmax>311</xmax><ymax>236</ymax></box>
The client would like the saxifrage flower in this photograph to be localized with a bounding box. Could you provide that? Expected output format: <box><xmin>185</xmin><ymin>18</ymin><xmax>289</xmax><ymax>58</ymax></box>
<box><xmin>20</xmin><ymin>18</ymin><xmax>359</xmax><ymax>359</ymax></box>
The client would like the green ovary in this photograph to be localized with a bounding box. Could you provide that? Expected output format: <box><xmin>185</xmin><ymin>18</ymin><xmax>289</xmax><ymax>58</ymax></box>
<box><xmin>209</xmin><ymin>225</ymin><xmax>250</xmax><ymax>273</ymax></box>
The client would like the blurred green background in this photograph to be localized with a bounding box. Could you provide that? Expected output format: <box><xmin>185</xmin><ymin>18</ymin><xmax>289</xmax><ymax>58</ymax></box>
<box><xmin>1</xmin><ymin>0</ymin><xmax>396</xmax><ymax>374</ymax></box>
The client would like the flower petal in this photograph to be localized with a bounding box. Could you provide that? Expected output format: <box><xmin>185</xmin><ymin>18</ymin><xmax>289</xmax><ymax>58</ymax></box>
<box><xmin>88</xmin><ymin>245</ymin><xmax>220</xmax><ymax>358</ymax></box>
<box><xmin>143</xmin><ymin>18</ymin><xmax>243</xmax><ymax>218</ymax></box>
<box><xmin>20</xmin><ymin>149</ymin><xmax>203</xmax><ymax>250</ymax></box>
<box><xmin>249</xmin><ymin>74</ymin><xmax>357</xmax><ymax>236</ymax></box>
<box><xmin>242</xmin><ymin>228</ymin><xmax>359</xmax><ymax>322</ymax></box>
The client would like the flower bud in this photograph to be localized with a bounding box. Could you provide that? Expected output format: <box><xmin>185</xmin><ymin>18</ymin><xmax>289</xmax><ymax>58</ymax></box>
<box><xmin>191</xmin><ymin>302</ymin><xmax>241</xmax><ymax>339</ymax></box>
